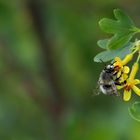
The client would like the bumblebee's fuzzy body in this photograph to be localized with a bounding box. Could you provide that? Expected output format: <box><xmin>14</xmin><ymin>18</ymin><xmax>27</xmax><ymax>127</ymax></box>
<box><xmin>98</xmin><ymin>64</ymin><xmax>119</xmax><ymax>96</ymax></box>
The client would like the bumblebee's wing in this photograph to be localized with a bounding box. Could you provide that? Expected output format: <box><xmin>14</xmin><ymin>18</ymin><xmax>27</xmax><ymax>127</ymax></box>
<box><xmin>92</xmin><ymin>84</ymin><xmax>101</xmax><ymax>96</ymax></box>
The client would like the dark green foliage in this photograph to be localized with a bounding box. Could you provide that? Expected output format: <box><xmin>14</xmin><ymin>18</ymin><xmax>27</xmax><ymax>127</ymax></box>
<box><xmin>1</xmin><ymin>0</ymin><xmax>140</xmax><ymax>139</ymax></box>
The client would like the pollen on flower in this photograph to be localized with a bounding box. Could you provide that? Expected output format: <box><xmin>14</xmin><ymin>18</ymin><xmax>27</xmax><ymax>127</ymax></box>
<box><xmin>124</xmin><ymin>84</ymin><xmax>131</xmax><ymax>91</ymax></box>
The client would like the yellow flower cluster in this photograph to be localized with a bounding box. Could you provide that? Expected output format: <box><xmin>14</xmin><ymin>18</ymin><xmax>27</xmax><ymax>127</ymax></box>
<box><xmin>113</xmin><ymin>40</ymin><xmax>140</xmax><ymax>101</ymax></box>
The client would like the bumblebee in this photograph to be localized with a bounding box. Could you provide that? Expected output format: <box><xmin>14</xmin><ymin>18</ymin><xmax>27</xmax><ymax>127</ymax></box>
<box><xmin>98</xmin><ymin>64</ymin><xmax>120</xmax><ymax>96</ymax></box>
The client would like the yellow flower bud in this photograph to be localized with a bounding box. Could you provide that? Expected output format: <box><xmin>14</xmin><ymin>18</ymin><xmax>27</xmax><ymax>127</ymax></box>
<box><xmin>122</xmin><ymin>54</ymin><xmax>133</xmax><ymax>65</ymax></box>
<box><xmin>129</xmin><ymin>62</ymin><xmax>139</xmax><ymax>80</ymax></box>
<box><xmin>123</xmin><ymin>90</ymin><xmax>131</xmax><ymax>101</ymax></box>
<box><xmin>123</xmin><ymin>66</ymin><xmax>130</xmax><ymax>74</ymax></box>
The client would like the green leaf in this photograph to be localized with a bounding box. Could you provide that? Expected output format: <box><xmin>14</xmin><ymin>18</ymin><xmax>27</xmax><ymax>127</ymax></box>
<box><xmin>128</xmin><ymin>101</ymin><xmax>140</xmax><ymax>122</ymax></box>
<box><xmin>99</xmin><ymin>9</ymin><xmax>134</xmax><ymax>34</ymax></box>
<box><xmin>94</xmin><ymin>50</ymin><xmax>114</xmax><ymax>62</ymax></box>
<box><xmin>99</xmin><ymin>18</ymin><xmax>120</xmax><ymax>33</ymax></box>
<box><xmin>94</xmin><ymin>42</ymin><xmax>133</xmax><ymax>62</ymax></box>
<box><xmin>114</xmin><ymin>9</ymin><xmax>134</xmax><ymax>26</ymax></box>
<box><xmin>97</xmin><ymin>39</ymin><xmax>109</xmax><ymax>49</ymax></box>
<box><xmin>108</xmin><ymin>32</ymin><xmax>135</xmax><ymax>49</ymax></box>
<box><xmin>99</xmin><ymin>9</ymin><xmax>138</xmax><ymax>49</ymax></box>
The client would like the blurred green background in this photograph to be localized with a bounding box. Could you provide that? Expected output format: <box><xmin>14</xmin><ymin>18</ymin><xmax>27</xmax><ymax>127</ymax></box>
<box><xmin>1</xmin><ymin>0</ymin><xmax>140</xmax><ymax>139</ymax></box>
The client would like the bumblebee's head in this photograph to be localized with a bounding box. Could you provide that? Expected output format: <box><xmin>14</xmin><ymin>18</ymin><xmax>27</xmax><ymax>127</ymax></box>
<box><xmin>105</xmin><ymin>64</ymin><xmax>115</xmax><ymax>73</ymax></box>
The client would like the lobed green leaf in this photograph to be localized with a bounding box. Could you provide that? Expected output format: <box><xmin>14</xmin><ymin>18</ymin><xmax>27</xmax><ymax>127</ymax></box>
<box><xmin>108</xmin><ymin>32</ymin><xmax>135</xmax><ymax>49</ymax></box>
<box><xmin>97</xmin><ymin>39</ymin><xmax>109</xmax><ymax>49</ymax></box>
<box><xmin>94</xmin><ymin>42</ymin><xmax>133</xmax><ymax>62</ymax></box>
<box><xmin>98</xmin><ymin>9</ymin><xmax>138</xmax><ymax>50</ymax></box>
<box><xmin>99</xmin><ymin>18</ymin><xmax>120</xmax><ymax>34</ymax></box>
<box><xmin>114</xmin><ymin>9</ymin><xmax>134</xmax><ymax>27</ymax></box>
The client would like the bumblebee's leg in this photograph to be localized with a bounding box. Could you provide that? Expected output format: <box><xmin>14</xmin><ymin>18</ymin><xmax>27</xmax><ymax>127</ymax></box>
<box><xmin>115</xmin><ymin>82</ymin><xmax>122</xmax><ymax>86</ymax></box>
<box><xmin>113</xmin><ymin>70</ymin><xmax>122</xmax><ymax>80</ymax></box>
<box><xmin>115</xmin><ymin>80</ymin><xmax>126</xmax><ymax>86</ymax></box>
<box><xmin>115</xmin><ymin>73</ymin><xmax>122</xmax><ymax>81</ymax></box>
<box><xmin>113</xmin><ymin>71</ymin><xmax>118</xmax><ymax>76</ymax></box>
<box><xmin>114</xmin><ymin>69</ymin><xmax>123</xmax><ymax>78</ymax></box>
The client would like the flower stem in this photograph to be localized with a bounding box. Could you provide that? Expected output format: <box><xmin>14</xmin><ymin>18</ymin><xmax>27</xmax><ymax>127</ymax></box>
<box><xmin>131</xmin><ymin>27</ymin><xmax>140</xmax><ymax>33</ymax></box>
<box><xmin>136</xmin><ymin>53</ymin><xmax>140</xmax><ymax>62</ymax></box>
